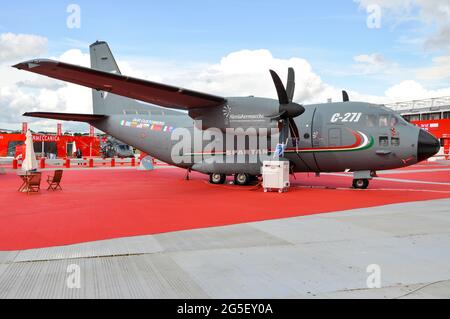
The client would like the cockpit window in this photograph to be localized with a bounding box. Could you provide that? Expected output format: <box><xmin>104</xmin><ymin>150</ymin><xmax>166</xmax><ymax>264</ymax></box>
<box><xmin>366</xmin><ymin>114</ymin><xmax>377</xmax><ymax>127</ymax></box>
<box><xmin>379</xmin><ymin>115</ymin><xmax>389</xmax><ymax>127</ymax></box>
<box><xmin>390</xmin><ymin>116</ymin><xmax>398</xmax><ymax>127</ymax></box>
<box><xmin>392</xmin><ymin>114</ymin><xmax>408</xmax><ymax>126</ymax></box>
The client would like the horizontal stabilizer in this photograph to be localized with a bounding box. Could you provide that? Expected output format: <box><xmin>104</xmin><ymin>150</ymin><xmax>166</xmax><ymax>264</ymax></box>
<box><xmin>23</xmin><ymin>112</ymin><xmax>107</xmax><ymax>123</ymax></box>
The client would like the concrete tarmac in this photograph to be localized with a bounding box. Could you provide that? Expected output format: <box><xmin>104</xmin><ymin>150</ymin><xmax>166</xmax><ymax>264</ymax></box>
<box><xmin>0</xmin><ymin>198</ymin><xmax>449</xmax><ymax>299</ymax></box>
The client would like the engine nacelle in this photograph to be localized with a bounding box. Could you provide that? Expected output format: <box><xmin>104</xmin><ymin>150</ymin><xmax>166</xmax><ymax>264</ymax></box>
<box><xmin>189</xmin><ymin>97</ymin><xmax>279</xmax><ymax>135</ymax></box>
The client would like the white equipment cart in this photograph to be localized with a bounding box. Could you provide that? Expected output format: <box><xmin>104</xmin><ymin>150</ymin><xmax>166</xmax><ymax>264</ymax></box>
<box><xmin>262</xmin><ymin>161</ymin><xmax>291</xmax><ymax>193</ymax></box>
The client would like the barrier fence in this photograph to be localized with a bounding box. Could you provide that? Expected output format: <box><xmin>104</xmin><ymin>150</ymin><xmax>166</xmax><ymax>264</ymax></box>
<box><xmin>0</xmin><ymin>157</ymin><xmax>163</xmax><ymax>170</ymax></box>
<box><xmin>0</xmin><ymin>154</ymin><xmax>448</xmax><ymax>170</ymax></box>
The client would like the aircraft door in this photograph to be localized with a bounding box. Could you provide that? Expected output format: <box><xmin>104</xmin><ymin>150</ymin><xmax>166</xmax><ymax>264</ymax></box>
<box><xmin>287</xmin><ymin>106</ymin><xmax>319</xmax><ymax>172</ymax></box>
<box><xmin>328</xmin><ymin>128</ymin><xmax>342</xmax><ymax>147</ymax></box>
<box><xmin>312</xmin><ymin>107</ymin><xmax>346</xmax><ymax>171</ymax></box>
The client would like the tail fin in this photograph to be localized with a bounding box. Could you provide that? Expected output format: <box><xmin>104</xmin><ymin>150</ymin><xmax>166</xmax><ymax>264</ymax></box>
<box><xmin>90</xmin><ymin>41</ymin><xmax>122</xmax><ymax>75</ymax></box>
<box><xmin>89</xmin><ymin>41</ymin><xmax>183</xmax><ymax>116</ymax></box>
<box><xmin>90</xmin><ymin>41</ymin><xmax>127</xmax><ymax>115</ymax></box>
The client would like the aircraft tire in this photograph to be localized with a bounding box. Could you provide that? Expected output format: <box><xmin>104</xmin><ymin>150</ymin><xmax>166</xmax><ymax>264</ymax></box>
<box><xmin>235</xmin><ymin>173</ymin><xmax>251</xmax><ymax>186</ymax></box>
<box><xmin>353</xmin><ymin>179</ymin><xmax>369</xmax><ymax>189</ymax></box>
<box><xmin>210</xmin><ymin>173</ymin><xmax>226</xmax><ymax>185</ymax></box>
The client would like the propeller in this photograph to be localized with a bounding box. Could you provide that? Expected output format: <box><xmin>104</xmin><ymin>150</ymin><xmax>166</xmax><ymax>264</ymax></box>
<box><xmin>342</xmin><ymin>90</ymin><xmax>350</xmax><ymax>102</ymax></box>
<box><xmin>268</xmin><ymin>68</ymin><xmax>304</xmax><ymax>152</ymax></box>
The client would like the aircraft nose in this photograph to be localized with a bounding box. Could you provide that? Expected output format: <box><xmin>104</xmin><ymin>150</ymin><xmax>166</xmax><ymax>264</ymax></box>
<box><xmin>417</xmin><ymin>129</ymin><xmax>440</xmax><ymax>162</ymax></box>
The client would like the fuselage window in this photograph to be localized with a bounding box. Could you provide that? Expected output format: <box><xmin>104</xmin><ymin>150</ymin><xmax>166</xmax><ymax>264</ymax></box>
<box><xmin>391</xmin><ymin>137</ymin><xmax>400</xmax><ymax>147</ymax></box>
<box><xmin>379</xmin><ymin>136</ymin><xmax>389</xmax><ymax>147</ymax></box>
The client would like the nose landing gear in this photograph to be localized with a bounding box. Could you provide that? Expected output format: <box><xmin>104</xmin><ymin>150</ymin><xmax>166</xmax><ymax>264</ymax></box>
<box><xmin>352</xmin><ymin>179</ymin><xmax>370</xmax><ymax>189</ymax></box>
<box><xmin>352</xmin><ymin>170</ymin><xmax>376</xmax><ymax>189</ymax></box>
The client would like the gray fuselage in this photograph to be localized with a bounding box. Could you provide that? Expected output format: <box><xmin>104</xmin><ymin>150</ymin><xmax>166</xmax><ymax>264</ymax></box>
<box><xmin>92</xmin><ymin>97</ymin><xmax>428</xmax><ymax>176</ymax></box>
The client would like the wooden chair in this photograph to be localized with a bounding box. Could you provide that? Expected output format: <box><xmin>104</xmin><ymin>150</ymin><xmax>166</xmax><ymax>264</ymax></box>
<box><xmin>26</xmin><ymin>172</ymin><xmax>42</xmax><ymax>195</ymax></box>
<box><xmin>47</xmin><ymin>170</ymin><xmax>63</xmax><ymax>191</ymax></box>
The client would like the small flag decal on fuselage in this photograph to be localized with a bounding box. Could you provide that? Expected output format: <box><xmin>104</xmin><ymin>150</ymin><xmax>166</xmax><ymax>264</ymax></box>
<box><xmin>120</xmin><ymin>118</ymin><xmax>174</xmax><ymax>133</ymax></box>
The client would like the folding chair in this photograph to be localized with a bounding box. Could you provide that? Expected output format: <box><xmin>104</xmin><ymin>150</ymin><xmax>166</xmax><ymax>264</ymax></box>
<box><xmin>26</xmin><ymin>172</ymin><xmax>42</xmax><ymax>195</ymax></box>
<box><xmin>47</xmin><ymin>170</ymin><xmax>63</xmax><ymax>191</ymax></box>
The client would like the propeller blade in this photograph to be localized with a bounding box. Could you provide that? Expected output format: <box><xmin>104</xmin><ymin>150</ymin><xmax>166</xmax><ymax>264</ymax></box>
<box><xmin>289</xmin><ymin>118</ymin><xmax>300</xmax><ymax>140</ymax></box>
<box><xmin>270</xmin><ymin>70</ymin><xmax>289</xmax><ymax>105</ymax></box>
<box><xmin>280</xmin><ymin>119</ymin><xmax>290</xmax><ymax>145</ymax></box>
<box><xmin>342</xmin><ymin>90</ymin><xmax>350</xmax><ymax>102</ymax></box>
<box><xmin>286</xmin><ymin>67</ymin><xmax>295</xmax><ymax>103</ymax></box>
<box><xmin>265</xmin><ymin>110</ymin><xmax>287</xmax><ymax>121</ymax></box>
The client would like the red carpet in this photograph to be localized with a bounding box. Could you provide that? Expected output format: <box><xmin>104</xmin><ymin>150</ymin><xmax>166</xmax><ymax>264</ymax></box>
<box><xmin>0</xmin><ymin>166</ymin><xmax>449</xmax><ymax>251</ymax></box>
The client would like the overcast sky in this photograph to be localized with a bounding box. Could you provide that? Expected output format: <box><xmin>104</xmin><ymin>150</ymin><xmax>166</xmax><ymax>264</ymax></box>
<box><xmin>1</xmin><ymin>0</ymin><xmax>450</xmax><ymax>132</ymax></box>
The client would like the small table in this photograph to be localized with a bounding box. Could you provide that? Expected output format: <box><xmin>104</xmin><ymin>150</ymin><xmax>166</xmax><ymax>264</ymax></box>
<box><xmin>18</xmin><ymin>171</ymin><xmax>38</xmax><ymax>193</ymax></box>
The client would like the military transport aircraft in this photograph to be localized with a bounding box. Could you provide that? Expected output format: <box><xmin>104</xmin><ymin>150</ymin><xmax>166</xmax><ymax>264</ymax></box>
<box><xmin>13</xmin><ymin>41</ymin><xmax>440</xmax><ymax>189</ymax></box>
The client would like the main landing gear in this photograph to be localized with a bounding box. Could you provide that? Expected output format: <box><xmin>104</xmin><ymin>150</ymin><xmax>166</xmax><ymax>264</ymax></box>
<box><xmin>234</xmin><ymin>173</ymin><xmax>252</xmax><ymax>186</ymax></box>
<box><xmin>209</xmin><ymin>173</ymin><xmax>258</xmax><ymax>186</ymax></box>
<box><xmin>352</xmin><ymin>179</ymin><xmax>370</xmax><ymax>189</ymax></box>
<box><xmin>209</xmin><ymin>173</ymin><xmax>226</xmax><ymax>185</ymax></box>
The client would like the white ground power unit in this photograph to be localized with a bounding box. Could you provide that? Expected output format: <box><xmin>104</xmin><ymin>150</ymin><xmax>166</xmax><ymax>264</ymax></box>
<box><xmin>262</xmin><ymin>161</ymin><xmax>291</xmax><ymax>193</ymax></box>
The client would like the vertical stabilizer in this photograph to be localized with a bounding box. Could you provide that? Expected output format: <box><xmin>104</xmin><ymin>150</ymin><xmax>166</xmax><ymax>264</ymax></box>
<box><xmin>90</xmin><ymin>41</ymin><xmax>128</xmax><ymax>115</ymax></box>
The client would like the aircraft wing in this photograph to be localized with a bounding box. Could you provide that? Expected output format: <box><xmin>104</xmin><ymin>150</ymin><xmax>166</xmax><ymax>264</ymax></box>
<box><xmin>13</xmin><ymin>59</ymin><xmax>227</xmax><ymax>110</ymax></box>
<box><xmin>23</xmin><ymin>112</ymin><xmax>107</xmax><ymax>122</ymax></box>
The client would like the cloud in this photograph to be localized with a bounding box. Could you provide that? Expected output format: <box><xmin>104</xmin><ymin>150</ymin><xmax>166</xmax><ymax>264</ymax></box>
<box><xmin>385</xmin><ymin>80</ymin><xmax>450</xmax><ymax>100</ymax></box>
<box><xmin>353</xmin><ymin>1</ymin><xmax>450</xmax><ymax>81</ymax></box>
<box><xmin>416</xmin><ymin>54</ymin><xmax>450</xmax><ymax>80</ymax></box>
<box><xmin>0</xmin><ymin>33</ymin><xmax>47</xmax><ymax>63</ymax></box>
<box><xmin>424</xmin><ymin>25</ymin><xmax>450</xmax><ymax>51</ymax></box>
<box><xmin>353</xmin><ymin>53</ymin><xmax>396</xmax><ymax>74</ymax></box>
<box><xmin>355</xmin><ymin>0</ymin><xmax>450</xmax><ymax>22</ymax></box>
<box><xmin>16</xmin><ymin>78</ymin><xmax>66</xmax><ymax>90</ymax></box>
<box><xmin>355</xmin><ymin>0</ymin><xmax>450</xmax><ymax>51</ymax></box>
<box><xmin>0</xmin><ymin>48</ymin><xmax>92</xmax><ymax>131</ymax></box>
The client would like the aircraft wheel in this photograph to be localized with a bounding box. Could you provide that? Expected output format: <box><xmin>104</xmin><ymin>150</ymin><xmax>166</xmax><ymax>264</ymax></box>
<box><xmin>353</xmin><ymin>179</ymin><xmax>369</xmax><ymax>189</ymax></box>
<box><xmin>210</xmin><ymin>173</ymin><xmax>226</xmax><ymax>185</ymax></box>
<box><xmin>235</xmin><ymin>173</ymin><xmax>251</xmax><ymax>186</ymax></box>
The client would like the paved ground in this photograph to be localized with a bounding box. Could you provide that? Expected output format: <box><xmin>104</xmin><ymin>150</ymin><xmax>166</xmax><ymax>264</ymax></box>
<box><xmin>2</xmin><ymin>165</ymin><xmax>450</xmax><ymax>251</ymax></box>
<box><xmin>0</xmin><ymin>198</ymin><xmax>449</xmax><ymax>299</ymax></box>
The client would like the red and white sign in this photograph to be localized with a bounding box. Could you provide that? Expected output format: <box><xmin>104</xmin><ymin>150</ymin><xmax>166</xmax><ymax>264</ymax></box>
<box><xmin>413</xmin><ymin>119</ymin><xmax>450</xmax><ymax>139</ymax></box>
<box><xmin>22</xmin><ymin>122</ymin><xmax>28</xmax><ymax>134</ymax></box>
<box><xmin>32</xmin><ymin>135</ymin><xmax>61</xmax><ymax>142</ymax></box>
<box><xmin>57</xmin><ymin>123</ymin><xmax>62</xmax><ymax>136</ymax></box>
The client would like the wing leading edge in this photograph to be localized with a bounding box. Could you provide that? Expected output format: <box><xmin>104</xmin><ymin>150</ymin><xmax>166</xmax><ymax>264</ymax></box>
<box><xmin>23</xmin><ymin>112</ymin><xmax>107</xmax><ymax>123</ymax></box>
<box><xmin>13</xmin><ymin>59</ymin><xmax>227</xmax><ymax>110</ymax></box>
